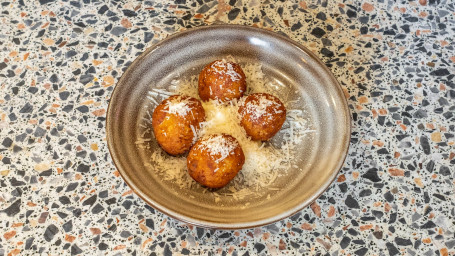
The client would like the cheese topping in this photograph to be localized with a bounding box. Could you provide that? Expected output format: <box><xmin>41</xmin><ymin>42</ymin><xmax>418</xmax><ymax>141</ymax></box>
<box><xmin>165</xmin><ymin>96</ymin><xmax>192</xmax><ymax>116</ymax></box>
<box><xmin>195</xmin><ymin>134</ymin><xmax>238</xmax><ymax>163</ymax></box>
<box><xmin>211</xmin><ymin>59</ymin><xmax>242</xmax><ymax>82</ymax></box>
<box><xmin>139</xmin><ymin>61</ymin><xmax>315</xmax><ymax>198</ymax></box>
<box><xmin>242</xmin><ymin>95</ymin><xmax>282</xmax><ymax>121</ymax></box>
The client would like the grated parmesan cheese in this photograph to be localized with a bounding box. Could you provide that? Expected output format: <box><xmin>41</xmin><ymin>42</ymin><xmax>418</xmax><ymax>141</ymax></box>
<box><xmin>195</xmin><ymin>134</ymin><xmax>238</xmax><ymax>163</ymax></box>
<box><xmin>164</xmin><ymin>96</ymin><xmax>192</xmax><ymax>116</ymax></box>
<box><xmin>211</xmin><ymin>59</ymin><xmax>242</xmax><ymax>82</ymax></box>
<box><xmin>241</xmin><ymin>95</ymin><xmax>282</xmax><ymax>121</ymax></box>
<box><xmin>138</xmin><ymin>61</ymin><xmax>315</xmax><ymax>199</ymax></box>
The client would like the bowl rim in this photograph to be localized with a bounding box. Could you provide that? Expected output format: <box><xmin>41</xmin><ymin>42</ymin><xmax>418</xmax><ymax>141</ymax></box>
<box><xmin>106</xmin><ymin>24</ymin><xmax>352</xmax><ymax>229</ymax></box>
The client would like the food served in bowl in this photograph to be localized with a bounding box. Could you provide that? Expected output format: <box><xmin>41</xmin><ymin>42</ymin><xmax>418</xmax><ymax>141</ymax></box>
<box><xmin>238</xmin><ymin>93</ymin><xmax>287</xmax><ymax>141</ymax></box>
<box><xmin>107</xmin><ymin>25</ymin><xmax>350</xmax><ymax>228</ymax></box>
<box><xmin>187</xmin><ymin>133</ymin><xmax>245</xmax><ymax>188</ymax></box>
<box><xmin>152</xmin><ymin>95</ymin><xmax>205</xmax><ymax>155</ymax></box>
<box><xmin>198</xmin><ymin>59</ymin><xmax>247</xmax><ymax>102</ymax></box>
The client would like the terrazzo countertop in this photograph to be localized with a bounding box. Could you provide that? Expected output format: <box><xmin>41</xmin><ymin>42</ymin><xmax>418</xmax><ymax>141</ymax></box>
<box><xmin>1</xmin><ymin>0</ymin><xmax>454</xmax><ymax>255</ymax></box>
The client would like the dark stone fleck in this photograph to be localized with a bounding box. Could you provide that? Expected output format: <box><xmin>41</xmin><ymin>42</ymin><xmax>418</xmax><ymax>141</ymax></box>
<box><xmin>66</xmin><ymin>182</ymin><xmax>78</xmax><ymax>192</ymax></box>
<box><xmin>439</xmin><ymin>166</ymin><xmax>450</xmax><ymax>176</ymax></box>
<box><xmin>56</xmin><ymin>211</ymin><xmax>68</xmax><ymax>219</ymax></box>
<box><xmin>66</xmin><ymin>50</ymin><xmax>77</xmax><ymax>58</ymax></box>
<box><xmin>163</xmin><ymin>244</ymin><xmax>172</xmax><ymax>256</ymax></box>
<box><xmin>146</xmin><ymin>219</ymin><xmax>155</xmax><ymax>230</ymax></box>
<box><xmin>355</xmin><ymin>248</ymin><xmax>368</xmax><ymax>256</ymax></box>
<box><xmin>71</xmin><ymin>244</ymin><xmax>83</xmax><ymax>255</ymax></box>
<box><xmin>122</xmin><ymin>9</ymin><xmax>137</xmax><ymax>17</ymax></box>
<box><xmin>446</xmin><ymin>240</ymin><xmax>455</xmax><ymax>249</ymax></box>
<box><xmin>77</xmin><ymin>163</ymin><xmax>90</xmax><ymax>173</ymax></box>
<box><xmin>63</xmin><ymin>105</ymin><xmax>73</xmax><ymax>112</ymax></box>
<box><xmin>218</xmin><ymin>232</ymin><xmax>231</xmax><ymax>238</ymax></box>
<box><xmin>338</xmin><ymin>183</ymin><xmax>348</xmax><ymax>192</ymax></box>
<box><xmin>362</xmin><ymin>168</ymin><xmax>381</xmax><ymax>182</ymax></box>
<box><xmin>144</xmin><ymin>32</ymin><xmax>153</xmax><ymax>43</ymax></box>
<box><xmin>346</xmin><ymin>9</ymin><xmax>357</xmax><ymax>18</ymax></box>
<box><xmin>92</xmin><ymin>203</ymin><xmax>104</xmax><ymax>214</ymax></box>
<box><xmin>34</xmin><ymin>127</ymin><xmax>46</xmax><ymax>137</ymax></box>
<box><xmin>433</xmin><ymin>193</ymin><xmax>445</xmax><ymax>201</ymax></box>
<box><xmin>420</xmin><ymin>135</ymin><xmax>431</xmax><ymax>155</ymax></box>
<box><xmin>105</xmin><ymin>197</ymin><xmax>116</xmax><ymax>205</ymax></box>
<box><xmin>39</xmin><ymin>0</ymin><xmax>55</xmax><ymax>4</ymax></box>
<box><xmin>384</xmin><ymin>30</ymin><xmax>396</xmax><ymax>35</ymax></box>
<box><xmin>354</xmin><ymin>67</ymin><xmax>365</xmax><ymax>74</ymax></box>
<box><xmin>98</xmin><ymin>5</ymin><xmax>108</xmax><ymax>14</ymax></box>
<box><xmin>386</xmin><ymin>242</ymin><xmax>399</xmax><ymax>256</ymax></box>
<box><xmin>2</xmin><ymin>157</ymin><xmax>11</xmax><ymax>164</ymax></box>
<box><xmin>59</xmin><ymin>91</ymin><xmax>70</xmax><ymax>100</ymax></box>
<box><xmin>79</xmin><ymin>74</ymin><xmax>93</xmax><ymax>85</ymax></box>
<box><xmin>25</xmin><ymin>237</ymin><xmax>35</xmax><ymax>250</ymax></box>
<box><xmin>77</xmin><ymin>135</ymin><xmax>87</xmax><ymax>143</ymax></box>
<box><xmin>13</xmin><ymin>145</ymin><xmax>22</xmax><ymax>152</ymax></box>
<box><xmin>82</xmin><ymin>195</ymin><xmax>97</xmax><ymax>206</ymax></box>
<box><xmin>2</xmin><ymin>137</ymin><xmax>13</xmax><ymax>147</ymax></box>
<box><xmin>292</xmin><ymin>22</ymin><xmax>304</xmax><ymax>32</ymax></box>
<box><xmin>321</xmin><ymin>48</ymin><xmax>334</xmax><ymax>57</ymax></box>
<box><xmin>377</xmin><ymin>148</ymin><xmax>389</xmax><ymax>154</ymax></box>
<box><xmin>426</xmin><ymin>160</ymin><xmax>435</xmax><ymax>172</ymax></box>
<box><xmin>196</xmin><ymin>4</ymin><xmax>210</xmax><ymax>13</ymax></box>
<box><xmin>316</xmin><ymin>12</ymin><xmax>326</xmax><ymax>20</ymax></box>
<box><xmin>359</xmin><ymin>189</ymin><xmax>372</xmax><ymax>197</ymax></box>
<box><xmin>98</xmin><ymin>190</ymin><xmax>109</xmax><ymax>198</ymax></box>
<box><xmin>2</xmin><ymin>199</ymin><xmax>21</xmax><ymax>216</ymax></box>
<box><xmin>59</xmin><ymin>196</ymin><xmax>71</xmax><ymax>205</ymax></box>
<box><xmin>340</xmin><ymin>237</ymin><xmax>351</xmax><ymax>249</ymax></box>
<box><xmin>228</xmin><ymin>8</ymin><xmax>240</xmax><ymax>20</ymax></box>
<box><xmin>373</xmin><ymin>231</ymin><xmax>383</xmax><ymax>239</ymax></box>
<box><xmin>372</xmin><ymin>210</ymin><xmax>383</xmax><ymax>219</ymax></box>
<box><xmin>254</xmin><ymin>243</ymin><xmax>265</xmax><ymax>253</ymax></box>
<box><xmin>196</xmin><ymin>227</ymin><xmax>204</xmax><ymax>239</ymax></box>
<box><xmin>311</xmin><ymin>27</ymin><xmax>326</xmax><ymax>38</ymax></box>
<box><xmin>395</xmin><ymin>237</ymin><xmax>412</xmax><ymax>246</ymax></box>
<box><xmin>421</xmin><ymin>221</ymin><xmax>436</xmax><ymax>229</ymax></box>
<box><xmin>122</xmin><ymin>200</ymin><xmax>132</xmax><ymax>210</ymax></box>
<box><xmin>98</xmin><ymin>242</ymin><xmax>108</xmax><ymax>250</ymax></box>
<box><xmin>20</xmin><ymin>102</ymin><xmax>33</xmax><ymax>113</ymax></box>
<box><xmin>345</xmin><ymin>195</ymin><xmax>360</xmax><ymax>208</ymax></box>
<box><xmin>63</xmin><ymin>220</ymin><xmax>72</xmax><ymax>232</ymax></box>
<box><xmin>120</xmin><ymin>231</ymin><xmax>132</xmax><ymax>238</ymax></box>
<box><xmin>48</xmin><ymin>74</ymin><xmax>59</xmax><ymax>83</ymax></box>
<box><xmin>413</xmin><ymin>109</ymin><xmax>427</xmax><ymax>118</ymax></box>
<box><xmin>384</xmin><ymin>191</ymin><xmax>394</xmax><ymax>202</ymax></box>
<box><xmin>430</xmin><ymin>69</ymin><xmax>450</xmax><ymax>76</ymax></box>
<box><xmin>44</xmin><ymin>224</ymin><xmax>59</xmax><ymax>242</ymax></box>
<box><xmin>11</xmin><ymin>177</ymin><xmax>25</xmax><ymax>186</ymax></box>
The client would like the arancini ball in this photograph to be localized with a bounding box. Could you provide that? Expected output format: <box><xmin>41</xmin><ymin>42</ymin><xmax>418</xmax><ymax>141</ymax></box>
<box><xmin>238</xmin><ymin>93</ymin><xmax>286</xmax><ymax>141</ymax></box>
<box><xmin>152</xmin><ymin>95</ymin><xmax>205</xmax><ymax>155</ymax></box>
<box><xmin>198</xmin><ymin>60</ymin><xmax>247</xmax><ymax>102</ymax></box>
<box><xmin>187</xmin><ymin>134</ymin><xmax>245</xmax><ymax>188</ymax></box>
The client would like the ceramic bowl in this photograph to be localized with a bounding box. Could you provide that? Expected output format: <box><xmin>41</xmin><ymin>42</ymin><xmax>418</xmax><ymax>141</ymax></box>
<box><xmin>106</xmin><ymin>25</ymin><xmax>350</xmax><ymax>229</ymax></box>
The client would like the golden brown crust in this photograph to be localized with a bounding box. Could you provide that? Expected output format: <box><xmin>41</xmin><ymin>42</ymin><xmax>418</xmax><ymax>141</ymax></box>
<box><xmin>187</xmin><ymin>134</ymin><xmax>245</xmax><ymax>188</ymax></box>
<box><xmin>198</xmin><ymin>60</ymin><xmax>247</xmax><ymax>102</ymax></box>
<box><xmin>152</xmin><ymin>95</ymin><xmax>205</xmax><ymax>155</ymax></box>
<box><xmin>238</xmin><ymin>93</ymin><xmax>286</xmax><ymax>141</ymax></box>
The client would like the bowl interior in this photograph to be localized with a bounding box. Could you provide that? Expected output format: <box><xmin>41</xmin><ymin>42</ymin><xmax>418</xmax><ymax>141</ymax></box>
<box><xmin>106</xmin><ymin>25</ymin><xmax>350</xmax><ymax>229</ymax></box>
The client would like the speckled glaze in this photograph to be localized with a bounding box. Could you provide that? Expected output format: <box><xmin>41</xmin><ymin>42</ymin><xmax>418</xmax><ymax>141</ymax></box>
<box><xmin>0</xmin><ymin>0</ymin><xmax>454</xmax><ymax>255</ymax></box>
<box><xmin>106</xmin><ymin>24</ymin><xmax>350</xmax><ymax>229</ymax></box>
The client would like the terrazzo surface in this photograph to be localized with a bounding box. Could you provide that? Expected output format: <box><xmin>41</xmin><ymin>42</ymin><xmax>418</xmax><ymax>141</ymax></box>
<box><xmin>1</xmin><ymin>0</ymin><xmax>454</xmax><ymax>255</ymax></box>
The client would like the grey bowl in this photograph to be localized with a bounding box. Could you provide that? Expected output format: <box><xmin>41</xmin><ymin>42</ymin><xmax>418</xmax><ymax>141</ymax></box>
<box><xmin>106</xmin><ymin>25</ymin><xmax>351</xmax><ymax>229</ymax></box>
